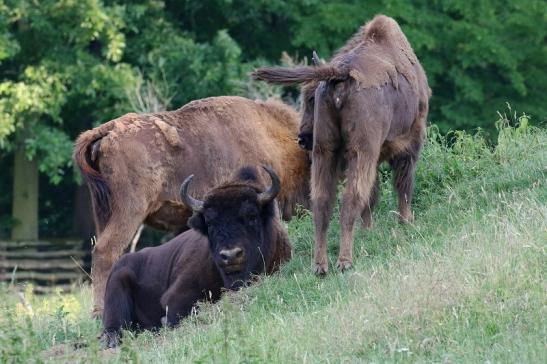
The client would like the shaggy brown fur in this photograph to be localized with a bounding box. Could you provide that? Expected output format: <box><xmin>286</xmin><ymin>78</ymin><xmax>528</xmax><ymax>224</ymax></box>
<box><xmin>99</xmin><ymin>166</ymin><xmax>292</xmax><ymax>348</ymax></box>
<box><xmin>73</xmin><ymin>96</ymin><xmax>309</xmax><ymax>315</ymax></box>
<box><xmin>253</xmin><ymin>15</ymin><xmax>431</xmax><ymax>274</ymax></box>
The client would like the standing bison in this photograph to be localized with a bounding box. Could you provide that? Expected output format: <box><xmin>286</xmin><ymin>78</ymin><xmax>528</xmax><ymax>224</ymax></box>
<box><xmin>253</xmin><ymin>15</ymin><xmax>431</xmax><ymax>274</ymax></box>
<box><xmin>100</xmin><ymin>166</ymin><xmax>292</xmax><ymax>348</ymax></box>
<box><xmin>74</xmin><ymin>96</ymin><xmax>309</xmax><ymax>315</ymax></box>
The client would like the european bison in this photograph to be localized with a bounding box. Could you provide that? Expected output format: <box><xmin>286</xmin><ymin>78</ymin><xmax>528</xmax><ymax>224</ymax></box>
<box><xmin>74</xmin><ymin>96</ymin><xmax>309</xmax><ymax>315</ymax></box>
<box><xmin>100</xmin><ymin>166</ymin><xmax>292</xmax><ymax>348</ymax></box>
<box><xmin>253</xmin><ymin>15</ymin><xmax>431</xmax><ymax>274</ymax></box>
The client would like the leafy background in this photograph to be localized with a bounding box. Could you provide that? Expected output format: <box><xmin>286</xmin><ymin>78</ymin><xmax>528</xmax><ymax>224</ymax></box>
<box><xmin>0</xmin><ymin>0</ymin><xmax>545</xmax><ymax>238</ymax></box>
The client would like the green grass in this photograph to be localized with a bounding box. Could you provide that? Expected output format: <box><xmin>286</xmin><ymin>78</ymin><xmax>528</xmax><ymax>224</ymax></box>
<box><xmin>1</xmin><ymin>116</ymin><xmax>546</xmax><ymax>363</ymax></box>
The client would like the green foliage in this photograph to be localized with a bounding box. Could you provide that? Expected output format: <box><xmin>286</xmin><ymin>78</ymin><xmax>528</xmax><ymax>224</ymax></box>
<box><xmin>0</xmin><ymin>0</ymin><xmax>136</xmax><ymax>182</ymax></box>
<box><xmin>0</xmin><ymin>66</ymin><xmax>65</xmax><ymax>148</ymax></box>
<box><xmin>24</xmin><ymin>125</ymin><xmax>73</xmax><ymax>184</ymax></box>
<box><xmin>173</xmin><ymin>0</ymin><xmax>546</xmax><ymax>131</ymax></box>
<box><xmin>0</xmin><ymin>309</ymin><xmax>41</xmax><ymax>364</ymax></box>
<box><xmin>140</xmin><ymin>28</ymin><xmax>244</xmax><ymax>108</ymax></box>
<box><xmin>301</xmin><ymin>0</ymin><xmax>547</xmax><ymax>131</ymax></box>
<box><xmin>0</xmin><ymin>0</ymin><xmax>247</xmax><ymax>184</ymax></box>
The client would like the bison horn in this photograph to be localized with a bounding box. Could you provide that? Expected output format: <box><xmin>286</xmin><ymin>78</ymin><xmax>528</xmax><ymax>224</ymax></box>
<box><xmin>312</xmin><ymin>50</ymin><xmax>323</xmax><ymax>66</ymax></box>
<box><xmin>257</xmin><ymin>166</ymin><xmax>281</xmax><ymax>205</ymax></box>
<box><xmin>180</xmin><ymin>175</ymin><xmax>204</xmax><ymax>212</ymax></box>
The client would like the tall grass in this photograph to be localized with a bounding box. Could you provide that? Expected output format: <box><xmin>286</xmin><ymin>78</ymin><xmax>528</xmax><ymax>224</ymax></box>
<box><xmin>1</xmin><ymin>114</ymin><xmax>545</xmax><ymax>363</ymax></box>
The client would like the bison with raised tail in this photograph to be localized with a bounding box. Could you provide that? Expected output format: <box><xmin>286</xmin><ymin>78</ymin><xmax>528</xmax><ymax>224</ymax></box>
<box><xmin>253</xmin><ymin>15</ymin><xmax>431</xmax><ymax>275</ymax></box>
<box><xmin>74</xmin><ymin>96</ymin><xmax>309</xmax><ymax>316</ymax></box>
<box><xmin>100</xmin><ymin>166</ymin><xmax>292</xmax><ymax>348</ymax></box>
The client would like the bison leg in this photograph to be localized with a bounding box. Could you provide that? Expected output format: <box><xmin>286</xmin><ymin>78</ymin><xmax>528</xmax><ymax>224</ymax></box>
<box><xmin>311</xmin><ymin>150</ymin><xmax>339</xmax><ymax>275</ymax></box>
<box><xmin>160</xmin><ymin>277</ymin><xmax>203</xmax><ymax>327</ymax></box>
<box><xmin>162</xmin><ymin>296</ymin><xmax>199</xmax><ymax>328</ymax></box>
<box><xmin>92</xmin><ymin>214</ymin><xmax>145</xmax><ymax>317</ymax></box>
<box><xmin>99</xmin><ymin>330</ymin><xmax>121</xmax><ymax>349</ymax></box>
<box><xmin>338</xmin><ymin>148</ymin><xmax>379</xmax><ymax>271</ymax></box>
<box><xmin>389</xmin><ymin>154</ymin><xmax>417</xmax><ymax>223</ymax></box>
<box><xmin>311</xmin><ymin>83</ymin><xmax>343</xmax><ymax>275</ymax></box>
<box><xmin>100</xmin><ymin>265</ymin><xmax>137</xmax><ymax>348</ymax></box>
<box><xmin>360</xmin><ymin>175</ymin><xmax>380</xmax><ymax>229</ymax></box>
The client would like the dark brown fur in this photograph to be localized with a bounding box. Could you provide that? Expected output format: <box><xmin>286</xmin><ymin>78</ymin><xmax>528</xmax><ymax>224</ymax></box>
<box><xmin>99</xmin><ymin>166</ymin><xmax>292</xmax><ymax>348</ymax></box>
<box><xmin>73</xmin><ymin>96</ymin><xmax>309</xmax><ymax>315</ymax></box>
<box><xmin>253</xmin><ymin>15</ymin><xmax>431</xmax><ymax>274</ymax></box>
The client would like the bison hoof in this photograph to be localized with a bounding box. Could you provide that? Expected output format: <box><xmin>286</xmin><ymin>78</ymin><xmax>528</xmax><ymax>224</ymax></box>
<box><xmin>297</xmin><ymin>133</ymin><xmax>313</xmax><ymax>151</ymax></box>
<box><xmin>313</xmin><ymin>263</ymin><xmax>328</xmax><ymax>276</ymax></box>
<box><xmin>99</xmin><ymin>330</ymin><xmax>121</xmax><ymax>349</ymax></box>
<box><xmin>399</xmin><ymin>214</ymin><xmax>414</xmax><ymax>224</ymax></box>
<box><xmin>361</xmin><ymin>218</ymin><xmax>373</xmax><ymax>230</ymax></box>
<box><xmin>336</xmin><ymin>259</ymin><xmax>353</xmax><ymax>272</ymax></box>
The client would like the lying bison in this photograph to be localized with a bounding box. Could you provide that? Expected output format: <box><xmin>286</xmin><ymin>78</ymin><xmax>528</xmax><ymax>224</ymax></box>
<box><xmin>253</xmin><ymin>15</ymin><xmax>431</xmax><ymax>274</ymax></box>
<box><xmin>99</xmin><ymin>166</ymin><xmax>292</xmax><ymax>348</ymax></box>
<box><xmin>74</xmin><ymin>96</ymin><xmax>309</xmax><ymax>315</ymax></box>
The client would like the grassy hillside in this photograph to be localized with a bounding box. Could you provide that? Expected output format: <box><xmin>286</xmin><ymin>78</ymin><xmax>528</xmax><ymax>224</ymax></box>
<box><xmin>1</xmin><ymin>115</ymin><xmax>545</xmax><ymax>363</ymax></box>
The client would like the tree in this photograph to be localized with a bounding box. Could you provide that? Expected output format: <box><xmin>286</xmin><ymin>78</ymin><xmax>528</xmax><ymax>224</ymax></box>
<box><xmin>0</xmin><ymin>0</ymin><xmax>133</xmax><ymax>239</ymax></box>
<box><xmin>0</xmin><ymin>0</ymin><xmax>246</xmax><ymax>239</ymax></box>
<box><xmin>171</xmin><ymin>0</ymin><xmax>546</xmax><ymax>132</ymax></box>
<box><xmin>290</xmin><ymin>0</ymin><xmax>547</xmax><ymax>132</ymax></box>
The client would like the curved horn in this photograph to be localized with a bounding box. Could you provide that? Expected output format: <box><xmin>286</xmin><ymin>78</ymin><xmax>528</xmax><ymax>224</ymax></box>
<box><xmin>180</xmin><ymin>175</ymin><xmax>204</xmax><ymax>212</ymax></box>
<box><xmin>257</xmin><ymin>166</ymin><xmax>281</xmax><ymax>205</ymax></box>
<box><xmin>312</xmin><ymin>50</ymin><xmax>323</xmax><ymax>66</ymax></box>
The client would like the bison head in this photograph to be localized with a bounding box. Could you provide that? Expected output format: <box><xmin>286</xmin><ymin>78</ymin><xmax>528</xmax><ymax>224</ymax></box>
<box><xmin>181</xmin><ymin>166</ymin><xmax>280</xmax><ymax>289</ymax></box>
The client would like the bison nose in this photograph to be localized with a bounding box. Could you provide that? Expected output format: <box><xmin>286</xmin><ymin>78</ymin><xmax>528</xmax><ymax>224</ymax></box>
<box><xmin>219</xmin><ymin>247</ymin><xmax>244</xmax><ymax>263</ymax></box>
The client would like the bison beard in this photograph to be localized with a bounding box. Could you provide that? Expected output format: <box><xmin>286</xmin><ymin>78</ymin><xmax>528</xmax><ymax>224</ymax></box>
<box><xmin>252</xmin><ymin>14</ymin><xmax>431</xmax><ymax>274</ymax></box>
<box><xmin>99</xmin><ymin>166</ymin><xmax>292</xmax><ymax>348</ymax></box>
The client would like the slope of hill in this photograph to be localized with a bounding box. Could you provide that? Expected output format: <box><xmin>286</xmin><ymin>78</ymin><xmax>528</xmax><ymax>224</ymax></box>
<box><xmin>1</xmin><ymin>118</ymin><xmax>545</xmax><ymax>363</ymax></box>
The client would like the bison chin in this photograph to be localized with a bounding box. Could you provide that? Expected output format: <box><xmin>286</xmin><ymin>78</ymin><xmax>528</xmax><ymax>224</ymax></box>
<box><xmin>217</xmin><ymin>269</ymin><xmax>253</xmax><ymax>290</ymax></box>
<box><xmin>213</xmin><ymin>246</ymin><xmax>263</xmax><ymax>290</ymax></box>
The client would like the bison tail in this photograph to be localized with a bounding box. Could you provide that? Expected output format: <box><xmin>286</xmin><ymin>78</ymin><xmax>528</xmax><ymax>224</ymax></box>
<box><xmin>251</xmin><ymin>65</ymin><xmax>348</xmax><ymax>85</ymax></box>
<box><xmin>73</xmin><ymin>124</ymin><xmax>114</xmax><ymax>231</ymax></box>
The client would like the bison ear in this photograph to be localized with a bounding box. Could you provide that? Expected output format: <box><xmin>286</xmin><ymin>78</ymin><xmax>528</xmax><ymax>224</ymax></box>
<box><xmin>188</xmin><ymin>212</ymin><xmax>207</xmax><ymax>235</ymax></box>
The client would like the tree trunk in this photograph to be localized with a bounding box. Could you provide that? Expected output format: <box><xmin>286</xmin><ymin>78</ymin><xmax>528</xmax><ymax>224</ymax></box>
<box><xmin>11</xmin><ymin>148</ymin><xmax>39</xmax><ymax>241</ymax></box>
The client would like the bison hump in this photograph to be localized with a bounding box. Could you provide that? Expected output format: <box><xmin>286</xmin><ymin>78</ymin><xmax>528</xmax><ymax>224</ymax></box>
<box><xmin>150</xmin><ymin>116</ymin><xmax>182</xmax><ymax>148</ymax></box>
<box><xmin>349</xmin><ymin>44</ymin><xmax>418</xmax><ymax>92</ymax></box>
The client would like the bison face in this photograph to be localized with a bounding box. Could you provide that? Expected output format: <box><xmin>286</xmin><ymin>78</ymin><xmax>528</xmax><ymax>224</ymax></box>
<box><xmin>182</xmin><ymin>166</ymin><xmax>280</xmax><ymax>289</ymax></box>
<box><xmin>191</xmin><ymin>193</ymin><xmax>268</xmax><ymax>289</ymax></box>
